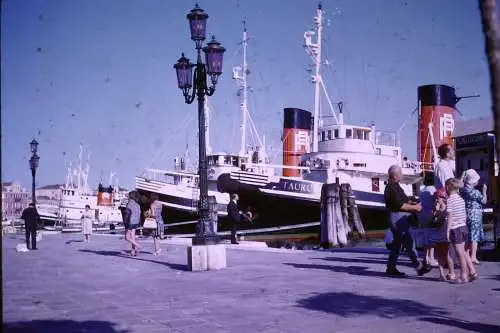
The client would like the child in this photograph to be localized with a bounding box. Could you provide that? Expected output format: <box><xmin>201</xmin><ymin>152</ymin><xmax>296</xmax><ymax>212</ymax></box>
<box><xmin>431</xmin><ymin>188</ymin><xmax>455</xmax><ymax>281</ymax></box>
<box><xmin>445</xmin><ymin>178</ymin><xmax>478</xmax><ymax>283</ymax></box>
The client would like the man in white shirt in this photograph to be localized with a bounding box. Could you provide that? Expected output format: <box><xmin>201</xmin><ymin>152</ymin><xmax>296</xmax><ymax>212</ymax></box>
<box><xmin>434</xmin><ymin>143</ymin><xmax>456</xmax><ymax>190</ymax></box>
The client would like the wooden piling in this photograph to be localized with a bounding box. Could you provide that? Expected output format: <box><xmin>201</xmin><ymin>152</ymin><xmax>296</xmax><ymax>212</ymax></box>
<box><xmin>320</xmin><ymin>183</ymin><xmax>339</xmax><ymax>248</ymax></box>
<box><xmin>321</xmin><ymin>182</ymin><xmax>366</xmax><ymax>248</ymax></box>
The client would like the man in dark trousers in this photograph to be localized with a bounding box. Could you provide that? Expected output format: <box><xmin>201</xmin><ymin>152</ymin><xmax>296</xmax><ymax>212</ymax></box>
<box><xmin>21</xmin><ymin>203</ymin><xmax>40</xmax><ymax>250</ymax></box>
<box><xmin>227</xmin><ymin>194</ymin><xmax>248</xmax><ymax>244</ymax></box>
<box><xmin>384</xmin><ymin>165</ymin><xmax>431</xmax><ymax>277</ymax></box>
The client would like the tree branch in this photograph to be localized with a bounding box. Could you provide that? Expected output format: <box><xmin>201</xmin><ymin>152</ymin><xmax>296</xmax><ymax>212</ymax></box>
<box><xmin>479</xmin><ymin>0</ymin><xmax>500</xmax><ymax>248</ymax></box>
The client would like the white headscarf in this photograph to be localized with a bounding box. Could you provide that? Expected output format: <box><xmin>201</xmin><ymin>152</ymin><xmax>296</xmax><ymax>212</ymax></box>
<box><xmin>461</xmin><ymin>169</ymin><xmax>480</xmax><ymax>186</ymax></box>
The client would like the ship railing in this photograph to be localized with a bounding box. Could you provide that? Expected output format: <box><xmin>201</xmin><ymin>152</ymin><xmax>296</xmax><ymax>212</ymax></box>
<box><xmin>240</xmin><ymin>162</ymin><xmax>310</xmax><ymax>175</ymax></box>
<box><xmin>140</xmin><ymin>168</ymin><xmax>199</xmax><ymax>183</ymax></box>
<box><xmin>401</xmin><ymin>160</ymin><xmax>434</xmax><ymax>173</ymax></box>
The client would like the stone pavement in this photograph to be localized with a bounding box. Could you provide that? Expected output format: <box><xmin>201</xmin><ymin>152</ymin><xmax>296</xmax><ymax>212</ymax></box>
<box><xmin>3</xmin><ymin>233</ymin><xmax>500</xmax><ymax>333</ymax></box>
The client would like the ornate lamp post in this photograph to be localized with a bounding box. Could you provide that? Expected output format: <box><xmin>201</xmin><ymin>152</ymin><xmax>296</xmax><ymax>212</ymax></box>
<box><xmin>29</xmin><ymin>139</ymin><xmax>40</xmax><ymax>205</ymax></box>
<box><xmin>174</xmin><ymin>4</ymin><xmax>226</xmax><ymax>246</ymax></box>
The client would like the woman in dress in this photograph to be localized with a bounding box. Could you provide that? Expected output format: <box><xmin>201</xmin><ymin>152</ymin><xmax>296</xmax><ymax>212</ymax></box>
<box><xmin>146</xmin><ymin>193</ymin><xmax>163</xmax><ymax>255</ymax></box>
<box><xmin>460</xmin><ymin>169</ymin><xmax>487</xmax><ymax>265</ymax></box>
<box><xmin>81</xmin><ymin>204</ymin><xmax>93</xmax><ymax>243</ymax></box>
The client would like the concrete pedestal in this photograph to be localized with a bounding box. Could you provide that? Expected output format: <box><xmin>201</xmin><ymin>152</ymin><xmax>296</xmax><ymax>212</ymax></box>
<box><xmin>187</xmin><ymin>244</ymin><xmax>226</xmax><ymax>271</ymax></box>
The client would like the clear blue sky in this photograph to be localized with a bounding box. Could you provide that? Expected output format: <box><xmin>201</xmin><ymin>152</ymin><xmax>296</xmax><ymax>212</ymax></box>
<box><xmin>1</xmin><ymin>0</ymin><xmax>492</xmax><ymax>190</ymax></box>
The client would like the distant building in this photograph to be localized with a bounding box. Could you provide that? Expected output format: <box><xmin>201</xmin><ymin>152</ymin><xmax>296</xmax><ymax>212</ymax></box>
<box><xmin>36</xmin><ymin>184</ymin><xmax>64</xmax><ymax>202</ymax></box>
<box><xmin>2</xmin><ymin>181</ymin><xmax>29</xmax><ymax>220</ymax></box>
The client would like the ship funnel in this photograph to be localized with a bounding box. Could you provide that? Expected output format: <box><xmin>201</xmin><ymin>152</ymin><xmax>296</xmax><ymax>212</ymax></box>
<box><xmin>283</xmin><ymin>108</ymin><xmax>312</xmax><ymax>177</ymax></box>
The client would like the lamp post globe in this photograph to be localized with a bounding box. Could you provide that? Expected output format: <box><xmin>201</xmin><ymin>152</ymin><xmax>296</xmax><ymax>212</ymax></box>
<box><xmin>174</xmin><ymin>53</ymin><xmax>194</xmax><ymax>97</ymax></box>
<box><xmin>187</xmin><ymin>3</ymin><xmax>208</xmax><ymax>49</ymax></box>
<box><xmin>203</xmin><ymin>36</ymin><xmax>226</xmax><ymax>85</ymax></box>
<box><xmin>30</xmin><ymin>139</ymin><xmax>39</xmax><ymax>154</ymax></box>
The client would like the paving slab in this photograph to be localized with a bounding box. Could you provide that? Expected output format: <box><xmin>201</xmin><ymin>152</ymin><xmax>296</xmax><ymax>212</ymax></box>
<box><xmin>3</xmin><ymin>233</ymin><xmax>500</xmax><ymax>333</ymax></box>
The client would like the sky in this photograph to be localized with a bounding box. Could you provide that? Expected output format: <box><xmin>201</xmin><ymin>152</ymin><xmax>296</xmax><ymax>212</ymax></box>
<box><xmin>1</xmin><ymin>0</ymin><xmax>492</xmax><ymax>190</ymax></box>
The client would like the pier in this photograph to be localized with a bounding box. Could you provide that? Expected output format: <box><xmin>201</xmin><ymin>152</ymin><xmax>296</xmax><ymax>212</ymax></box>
<box><xmin>3</xmin><ymin>233</ymin><xmax>500</xmax><ymax>333</ymax></box>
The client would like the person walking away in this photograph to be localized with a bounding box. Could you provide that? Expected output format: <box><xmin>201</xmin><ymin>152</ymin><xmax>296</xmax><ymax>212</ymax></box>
<box><xmin>418</xmin><ymin>173</ymin><xmax>438</xmax><ymax>267</ymax></box>
<box><xmin>125</xmin><ymin>191</ymin><xmax>141</xmax><ymax>256</ymax></box>
<box><xmin>445</xmin><ymin>178</ymin><xmax>478</xmax><ymax>283</ymax></box>
<box><xmin>81</xmin><ymin>204</ymin><xmax>94</xmax><ymax>243</ymax></box>
<box><xmin>434</xmin><ymin>143</ymin><xmax>456</xmax><ymax>190</ymax></box>
<box><xmin>459</xmin><ymin>169</ymin><xmax>487</xmax><ymax>265</ymax></box>
<box><xmin>146</xmin><ymin>193</ymin><xmax>162</xmax><ymax>255</ymax></box>
<box><xmin>21</xmin><ymin>203</ymin><xmax>40</xmax><ymax>250</ymax></box>
<box><xmin>384</xmin><ymin>165</ymin><xmax>431</xmax><ymax>277</ymax></box>
<box><xmin>431</xmin><ymin>188</ymin><xmax>456</xmax><ymax>281</ymax></box>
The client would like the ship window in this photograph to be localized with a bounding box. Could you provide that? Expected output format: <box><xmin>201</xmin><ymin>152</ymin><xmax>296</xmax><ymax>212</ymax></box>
<box><xmin>354</xmin><ymin>129</ymin><xmax>363</xmax><ymax>139</ymax></box>
<box><xmin>346</xmin><ymin>129</ymin><xmax>352</xmax><ymax>138</ymax></box>
<box><xmin>321</xmin><ymin>131</ymin><xmax>325</xmax><ymax>141</ymax></box>
<box><xmin>393</xmin><ymin>150</ymin><xmax>399</xmax><ymax>156</ymax></box>
<box><xmin>334</xmin><ymin>129</ymin><xmax>339</xmax><ymax>138</ymax></box>
<box><xmin>327</xmin><ymin>130</ymin><xmax>332</xmax><ymax>140</ymax></box>
<box><xmin>376</xmin><ymin>148</ymin><xmax>381</xmax><ymax>155</ymax></box>
<box><xmin>364</xmin><ymin>131</ymin><xmax>370</xmax><ymax>140</ymax></box>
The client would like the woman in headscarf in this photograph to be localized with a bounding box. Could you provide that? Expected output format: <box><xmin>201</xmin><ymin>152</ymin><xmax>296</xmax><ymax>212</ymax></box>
<box><xmin>460</xmin><ymin>169</ymin><xmax>487</xmax><ymax>264</ymax></box>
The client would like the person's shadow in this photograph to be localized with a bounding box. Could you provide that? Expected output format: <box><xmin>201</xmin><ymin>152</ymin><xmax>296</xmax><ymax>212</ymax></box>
<box><xmin>4</xmin><ymin>319</ymin><xmax>129</xmax><ymax>333</ymax></box>
<box><xmin>78</xmin><ymin>249</ymin><xmax>187</xmax><ymax>271</ymax></box>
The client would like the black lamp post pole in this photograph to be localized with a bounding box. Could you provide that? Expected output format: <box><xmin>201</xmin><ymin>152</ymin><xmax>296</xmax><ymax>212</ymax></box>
<box><xmin>31</xmin><ymin>166</ymin><xmax>36</xmax><ymax>205</ymax></box>
<box><xmin>194</xmin><ymin>50</ymin><xmax>214</xmax><ymax>245</ymax></box>
<box><xmin>174</xmin><ymin>4</ymin><xmax>226</xmax><ymax>246</ymax></box>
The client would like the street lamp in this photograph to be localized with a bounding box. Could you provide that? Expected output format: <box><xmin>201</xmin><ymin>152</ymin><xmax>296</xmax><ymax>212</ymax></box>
<box><xmin>29</xmin><ymin>139</ymin><xmax>39</xmax><ymax>205</ymax></box>
<box><xmin>174</xmin><ymin>4</ymin><xmax>226</xmax><ymax>246</ymax></box>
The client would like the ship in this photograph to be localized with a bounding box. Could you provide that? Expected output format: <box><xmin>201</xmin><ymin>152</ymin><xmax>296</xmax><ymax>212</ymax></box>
<box><xmin>135</xmin><ymin>22</ymin><xmax>270</xmax><ymax>231</ymax></box>
<box><xmin>39</xmin><ymin>145</ymin><xmax>127</xmax><ymax>232</ymax></box>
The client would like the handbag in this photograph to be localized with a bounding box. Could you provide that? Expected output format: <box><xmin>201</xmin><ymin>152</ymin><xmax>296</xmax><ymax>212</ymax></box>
<box><xmin>143</xmin><ymin>217</ymin><xmax>157</xmax><ymax>229</ymax></box>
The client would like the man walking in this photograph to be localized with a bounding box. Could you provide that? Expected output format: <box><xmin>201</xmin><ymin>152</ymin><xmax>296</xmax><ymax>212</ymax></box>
<box><xmin>384</xmin><ymin>165</ymin><xmax>431</xmax><ymax>277</ymax></box>
<box><xmin>21</xmin><ymin>203</ymin><xmax>40</xmax><ymax>250</ymax></box>
<box><xmin>227</xmin><ymin>194</ymin><xmax>248</xmax><ymax>244</ymax></box>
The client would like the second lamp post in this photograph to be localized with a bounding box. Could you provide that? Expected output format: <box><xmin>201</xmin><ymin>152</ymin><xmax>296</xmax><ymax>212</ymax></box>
<box><xmin>29</xmin><ymin>139</ymin><xmax>40</xmax><ymax>205</ymax></box>
<box><xmin>174</xmin><ymin>4</ymin><xmax>226</xmax><ymax>246</ymax></box>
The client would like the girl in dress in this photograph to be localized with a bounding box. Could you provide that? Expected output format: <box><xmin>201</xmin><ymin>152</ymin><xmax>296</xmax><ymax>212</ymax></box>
<box><xmin>81</xmin><ymin>205</ymin><xmax>93</xmax><ymax>243</ymax></box>
<box><xmin>145</xmin><ymin>194</ymin><xmax>163</xmax><ymax>256</ymax></box>
<box><xmin>460</xmin><ymin>169</ymin><xmax>487</xmax><ymax>264</ymax></box>
<box><xmin>445</xmin><ymin>178</ymin><xmax>478</xmax><ymax>283</ymax></box>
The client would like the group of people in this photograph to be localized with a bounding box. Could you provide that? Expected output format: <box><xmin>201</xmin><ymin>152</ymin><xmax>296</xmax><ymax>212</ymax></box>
<box><xmin>120</xmin><ymin>191</ymin><xmax>165</xmax><ymax>256</ymax></box>
<box><xmin>385</xmin><ymin>143</ymin><xmax>486</xmax><ymax>284</ymax></box>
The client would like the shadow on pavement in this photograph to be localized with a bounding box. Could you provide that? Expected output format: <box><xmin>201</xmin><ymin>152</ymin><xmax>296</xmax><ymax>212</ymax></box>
<box><xmin>79</xmin><ymin>249</ymin><xmax>187</xmax><ymax>271</ymax></box>
<box><xmin>312</xmin><ymin>256</ymin><xmax>414</xmax><ymax>268</ymax></box>
<box><xmin>65</xmin><ymin>240</ymin><xmax>84</xmax><ymax>244</ymax></box>
<box><xmin>3</xmin><ymin>319</ymin><xmax>129</xmax><ymax>333</ymax></box>
<box><xmin>419</xmin><ymin>316</ymin><xmax>500</xmax><ymax>332</ymax></box>
<box><xmin>284</xmin><ymin>262</ymin><xmax>437</xmax><ymax>282</ymax></box>
<box><xmin>297</xmin><ymin>291</ymin><xmax>448</xmax><ymax>317</ymax></box>
<box><xmin>296</xmin><ymin>292</ymin><xmax>499</xmax><ymax>332</ymax></box>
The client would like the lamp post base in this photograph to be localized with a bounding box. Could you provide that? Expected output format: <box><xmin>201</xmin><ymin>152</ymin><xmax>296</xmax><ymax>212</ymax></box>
<box><xmin>192</xmin><ymin>234</ymin><xmax>219</xmax><ymax>246</ymax></box>
<box><xmin>187</xmin><ymin>243</ymin><xmax>227</xmax><ymax>271</ymax></box>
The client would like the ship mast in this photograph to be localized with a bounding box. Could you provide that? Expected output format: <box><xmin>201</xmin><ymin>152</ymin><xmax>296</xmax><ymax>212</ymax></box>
<box><xmin>305</xmin><ymin>4</ymin><xmax>323</xmax><ymax>153</ymax></box>
<box><xmin>234</xmin><ymin>21</ymin><xmax>250</xmax><ymax>157</ymax></box>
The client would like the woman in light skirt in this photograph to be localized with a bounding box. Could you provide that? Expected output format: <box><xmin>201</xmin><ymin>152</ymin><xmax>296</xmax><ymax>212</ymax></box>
<box><xmin>81</xmin><ymin>204</ymin><xmax>94</xmax><ymax>243</ymax></box>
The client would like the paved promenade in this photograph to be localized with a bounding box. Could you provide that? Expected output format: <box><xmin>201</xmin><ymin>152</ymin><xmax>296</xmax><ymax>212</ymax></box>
<box><xmin>3</xmin><ymin>233</ymin><xmax>500</xmax><ymax>333</ymax></box>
